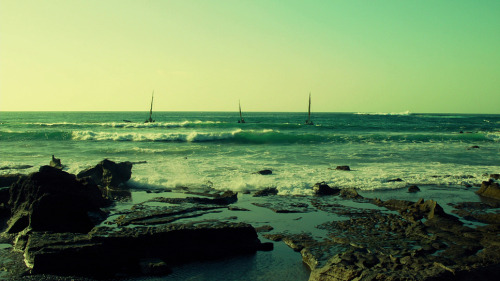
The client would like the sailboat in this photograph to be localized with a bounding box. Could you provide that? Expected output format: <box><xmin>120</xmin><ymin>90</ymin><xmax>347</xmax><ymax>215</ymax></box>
<box><xmin>238</xmin><ymin>100</ymin><xmax>245</xmax><ymax>123</ymax></box>
<box><xmin>145</xmin><ymin>91</ymin><xmax>155</xmax><ymax>123</ymax></box>
<box><xmin>305</xmin><ymin>93</ymin><xmax>314</xmax><ymax>125</ymax></box>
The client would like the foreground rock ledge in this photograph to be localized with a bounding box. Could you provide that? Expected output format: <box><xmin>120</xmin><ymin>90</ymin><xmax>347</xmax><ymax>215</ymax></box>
<box><xmin>266</xmin><ymin>197</ymin><xmax>500</xmax><ymax>281</ymax></box>
<box><xmin>23</xmin><ymin>222</ymin><xmax>266</xmax><ymax>278</ymax></box>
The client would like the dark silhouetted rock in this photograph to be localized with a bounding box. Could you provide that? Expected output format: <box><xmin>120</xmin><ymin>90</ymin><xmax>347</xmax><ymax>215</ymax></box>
<box><xmin>0</xmin><ymin>174</ymin><xmax>25</xmax><ymax>188</ymax></box>
<box><xmin>253</xmin><ymin>187</ymin><xmax>278</xmax><ymax>197</ymax></box>
<box><xmin>0</xmin><ymin>165</ymin><xmax>32</xmax><ymax>171</ymax></box>
<box><xmin>313</xmin><ymin>182</ymin><xmax>340</xmax><ymax>196</ymax></box>
<box><xmin>6</xmin><ymin>166</ymin><xmax>108</xmax><ymax>234</ymax></box>
<box><xmin>408</xmin><ymin>185</ymin><xmax>421</xmax><ymax>193</ymax></box>
<box><xmin>254</xmin><ymin>169</ymin><xmax>273</xmax><ymax>175</ymax></box>
<box><xmin>387</xmin><ymin>178</ymin><xmax>403</xmax><ymax>182</ymax></box>
<box><xmin>255</xmin><ymin>225</ymin><xmax>274</xmax><ymax>232</ymax></box>
<box><xmin>23</xmin><ymin>222</ymin><xmax>265</xmax><ymax>278</ymax></box>
<box><xmin>50</xmin><ymin>155</ymin><xmax>62</xmax><ymax>170</ymax></box>
<box><xmin>139</xmin><ymin>259</ymin><xmax>172</xmax><ymax>276</ymax></box>
<box><xmin>476</xmin><ymin>180</ymin><xmax>500</xmax><ymax>200</ymax></box>
<box><xmin>150</xmin><ymin>191</ymin><xmax>238</xmax><ymax>206</ymax></box>
<box><xmin>490</xmin><ymin>174</ymin><xmax>500</xmax><ymax>180</ymax></box>
<box><xmin>77</xmin><ymin>159</ymin><xmax>133</xmax><ymax>189</ymax></box>
<box><xmin>336</xmin><ymin>166</ymin><xmax>351</xmax><ymax>171</ymax></box>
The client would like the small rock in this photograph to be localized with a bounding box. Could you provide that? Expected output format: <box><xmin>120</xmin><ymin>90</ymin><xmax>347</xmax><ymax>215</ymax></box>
<box><xmin>255</xmin><ymin>225</ymin><xmax>274</xmax><ymax>232</ymax></box>
<box><xmin>313</xmin><ymin>182</ymin><xmax>340</xmax><ymax>196</ymax></box>
<box><xmin>254</xmin><ymin>169</ymin><xmax>273</xmax><ymax>175</ymax></box>
<box><xmin>408</xmin><ymin>185</ymin><xmax>420</xmax><ymax>193</ymax></box>
<box><xmin>253</xmin><ymin>187</ymin><xmax>278</xmax><ymax>197</ymax></box>
<box><xmin>139</xmin><ymin>258</ymin><xmax>171</xmax><ymax>276</ymax></box>
<box><xmin>50</xmin><ymin>155</ymin><xmax>63</xmax><ymax>169</ymax></box>
<box><xmin>336</xmin><ymin>166</ymin><xmax>351</xmax><ymax>171</ymax></box>
<box><xmin>340</xmin><ymin>188</ymin><xmax>362</xmax><ymax>199</ymax></box>
<box><xmin>387</xmin><ymin>178</ymin><xmax>403</xmax><ymax>182</ymax></box>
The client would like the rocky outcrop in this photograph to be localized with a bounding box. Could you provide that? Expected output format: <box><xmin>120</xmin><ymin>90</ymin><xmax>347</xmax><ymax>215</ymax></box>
<box><xmin>6</xmin><ymin>166</ymin><xmax>108</xmax><ymax>234</ymax></box>
<box><xmin>23</xmin><ymin>222</ymin><xmax>267</xmax><ymax>278</ymax></box>
<box><xmin>77</xmin><ymin>159</ymin><xmax>133</xmax><ymax>189</ymax></box>
<box><xmin>476</xmin><ymin>180</ymin><xmax>500</xmax><ymax>200</ymax></box>
<box><xmin>273</xmin><ymin>197</ymin><xmax>500</xmax><ymax>281</ymax></box>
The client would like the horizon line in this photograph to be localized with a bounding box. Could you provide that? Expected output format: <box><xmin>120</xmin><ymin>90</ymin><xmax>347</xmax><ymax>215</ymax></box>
<box><xmin>0</xmin><ymin>110</ymin><xmax>498</xmax><ymax>115</ymax></box>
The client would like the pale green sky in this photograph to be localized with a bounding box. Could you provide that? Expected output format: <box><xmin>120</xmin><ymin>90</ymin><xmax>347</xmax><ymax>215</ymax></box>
<box><xmin>1</xmin><ymin>0</ymin><xmax>499</xmax><ymax>113</ymax></box>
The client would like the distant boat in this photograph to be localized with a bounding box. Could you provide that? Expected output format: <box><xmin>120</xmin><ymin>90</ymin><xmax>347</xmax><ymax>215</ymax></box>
<box><xmin>238</xmin><ymin>100</ymin><xmax>245</xmax><ymax>123</ymax></box>
<box><xmin>305</xmin><ymin>93</ymin><xmax>314</xmax><ymax>125</ymax></box>
<box><xmin>145</xmin><ymin>91</ymin><xmax>155</xmax><ymax>123</ymax></box>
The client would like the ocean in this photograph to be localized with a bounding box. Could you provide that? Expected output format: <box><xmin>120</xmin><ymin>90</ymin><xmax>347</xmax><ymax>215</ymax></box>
<box><xmin>1</xmin><ymin>111</ymin><xmax>500</xmax><ymax>280</ymax></box>
<box><xmin>1</xmin><ymin>111</ymin><xmax>499</xmax><ymax>193</ymax></box>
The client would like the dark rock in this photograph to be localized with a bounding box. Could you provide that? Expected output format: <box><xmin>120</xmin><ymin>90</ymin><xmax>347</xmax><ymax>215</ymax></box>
<box><xmin>252</xmin><ymin>197</ymin><xmax>314</xmax><ymax>213</ymax></box>
<box><xmin>476</xmin><ymin>180</ymin><xmax>500</xmax><ymax>200</ymax></box>
<box><xmin>255</xmin><ymin>225</ymin><xmax>274</xmax><ymax>232</ymax></box>
<box><xmin>258</xmin><ymin>242</ymin><xmax>274</xmax><ymax>251</ymax></box>
<box><xmin>228</xmin><ymin>206</ymin><xmax>250</xmax><ymax>211</ymax></box>
<box><xmin>150</xmin><ymin>191</ymin><xmax>238</xmax><ymax>206</ymax></box>
<box><xmin>467</xmin><ymin>145</ymin><xmax>480</xmax><ymax>150</ymax></box>
<box><xmin>0</xmin><ymin>165</ymin><xmax>33</xmax><ymax>171</ymax></box>
<box><xmin>336</xmin><ymin>166</ymin><xmax>351</xmax><ymax>171</ymax></box>
<box><xmin>139</xmin><ymin>259</ymin><xmax>172</xmax><ymax>276</ymax></box>
<box><xmin>77</xmin><ymin>159</ymin><xmax>133</xmax><ymax>189</ymax></box>
<box><xmin>490</xmin><ymin>174</ymin><xmax>500</xmax><ymax>180</ymax></box>
<box><xmin>339</xmin><ymin>188</ymin><xmax>362</xmax><ymax>199</ymax></box>
<box><xmin>23</xmin><ymin>222</ymin><xmax>265</xmax><ymax>278</ymax></box>
<box><xmin>313</xmin><ymin>182</ymin><xmax>340</xmax><ymax>196</ymax></box>
<box><xmin>408</xmin><ymin>185</ymin><xmax>421</xmax><ymax>193</ymax></box>
<box><xmin>254</xmin><ymin>169</ymin><xmax>272</xmax><ymax>175</ymax></box>
<box><xmin>253</xmin><ymin>187</ymin><xmax>278</xmax><ymax>197</ymax></box>
<box><xmin>0</xmin><ymin>186</ymin><xmax>10</xmax><ymax>205</ymax></box>
<box><xmin>0</xmin><ymin>174</ymin><xmax>25</xmax><ymax>188</ymax></box>
<box><xmin>387</xmin><ymin>178</ymin><xmax>403</xmax><ymax>182</ymax></box>
<box><xmin>115</xmin><ymin>204</ymin><xmax>226</xmax><ymax>227</ymax></box>
<box><xmin>6</xmin><ymin>166</ymin><xmax>108</xmax><ymax>234</ymax></box>
<box><xmin>49</xmin><ymin>155</ymin><xmax>62</xmax><ymax>170</ymax></box>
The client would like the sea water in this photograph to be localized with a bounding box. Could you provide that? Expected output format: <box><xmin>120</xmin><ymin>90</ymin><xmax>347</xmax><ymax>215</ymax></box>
<box><xmin>1</xmin><ymin>111</ymin><xmax>499</xmax><ymax>193</ymax></box>
<box><xmin>1</xmin><ymin>111</ymin><xmax>499</xmax><ymax>280</ymax></box>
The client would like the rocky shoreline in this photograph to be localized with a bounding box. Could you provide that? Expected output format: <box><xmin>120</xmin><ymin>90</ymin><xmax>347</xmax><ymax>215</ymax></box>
<box><xmin>1</xmin><ymin>159</ymin><xmax>500</xmax><ymax>280</ymax></box>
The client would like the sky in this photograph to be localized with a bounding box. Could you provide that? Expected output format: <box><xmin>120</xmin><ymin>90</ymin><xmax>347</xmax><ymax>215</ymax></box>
<box><xmin>1</xmin><ymin>0</ymin><xmax>499</xmax><ymax>113</ymax></box>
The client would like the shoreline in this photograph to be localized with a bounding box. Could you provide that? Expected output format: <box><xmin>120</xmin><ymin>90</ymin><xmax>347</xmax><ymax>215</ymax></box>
<box><xmin>1</xmin><ymin>160</ymin><xmax>500</xmax><ymax>280</ymax></box>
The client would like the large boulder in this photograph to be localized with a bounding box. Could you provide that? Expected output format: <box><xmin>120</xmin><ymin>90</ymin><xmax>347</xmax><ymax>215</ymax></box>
<box><xmin>476</xmin><ymin>180</ymin><xmax>500</xmax><ymax>200</ymax></box>
<box><xmin>6</xmin><ymin>166</ymin><xmax>108</xmax><ymax>234</ymax></box>
<box><xmin>77</xmin><ymin>159</ymin><xmax>133</xmax><ymax>189</ymax></box>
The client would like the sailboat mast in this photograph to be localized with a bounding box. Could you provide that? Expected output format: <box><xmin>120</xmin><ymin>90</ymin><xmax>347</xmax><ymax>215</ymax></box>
<box><xmin>308</xmin><ymin>93</ymin><xmax>311</xmax><ymax>121</ymax></box>
<box><xmin>149</xmin><ymin>91</ymin><xmax>154</xmax><ymax>119</ymax></box>
<box><xmin>239</xmin><ymin>100</ymin><xmax>243</xmax><ymax>119</ymax></box>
